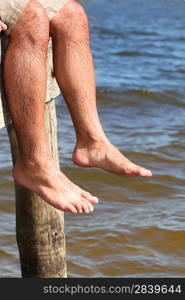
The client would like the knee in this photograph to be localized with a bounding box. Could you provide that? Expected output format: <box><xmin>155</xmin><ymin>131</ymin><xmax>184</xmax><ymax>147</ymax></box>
<box><xmin>50</xmin><ymin>0</ymin><xmax>89</xmax><ymax>43</ymax></box>
<box><xmin>10</xmin><ymin>0</ymin><xmax>49</xmax><ymax>48</ymax></box>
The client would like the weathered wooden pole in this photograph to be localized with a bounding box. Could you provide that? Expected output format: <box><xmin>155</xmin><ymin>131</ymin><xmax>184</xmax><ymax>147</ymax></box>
<box><xmin>7</xmin><ymin>101</ymin><xmax>67</xmax><ymax>278</ymax></box>
<box><xmin>1</xmin><ymin>38</ymin><xmax>67</xmax><ymax>277</ymax></box>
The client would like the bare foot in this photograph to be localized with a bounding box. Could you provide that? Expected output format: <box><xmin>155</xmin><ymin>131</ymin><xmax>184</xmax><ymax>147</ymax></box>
<box><xmin>73</xmin><ymin>138</ymin><xmax>152</xmax><ymax>177</ymax></box>
<box><xmin>13</xmin><ymin>159</ymin><xmax>98</xmax><ymax>214</ymax></box>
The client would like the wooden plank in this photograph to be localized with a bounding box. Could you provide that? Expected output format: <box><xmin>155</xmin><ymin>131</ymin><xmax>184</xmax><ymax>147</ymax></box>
<box><xmin>0</xmin><ymin>37</ymin><xmax>60</xmax><ymax>130</ymax></box>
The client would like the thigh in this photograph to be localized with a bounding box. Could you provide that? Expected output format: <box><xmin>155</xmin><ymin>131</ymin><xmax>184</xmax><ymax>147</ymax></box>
<box><xmin>39</xmin><ymin>0</ymin><xmax>68</xmax><ymax>20</ymax></box>
<box><xmin>0</xmin><ymin>0</ymin><xmax>68</xmax><ymax>36</ymax></box>
<box><xmin>0</xmin><ymin>0</ymin><xmax>29</xmax><ymax>36</ymax></box>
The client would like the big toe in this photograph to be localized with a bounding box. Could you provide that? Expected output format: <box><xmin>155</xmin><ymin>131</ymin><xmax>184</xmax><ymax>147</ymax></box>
<box><xmin>135</xmin><ymin>166</ymin><xmax>152</xmax><ymax>177</ymax></box>
<box><xmin>123</xmin><ymin>163</ymin><xmax>152</xmax><ymax>177</ymax></box>
<box><xmin>81</xmin><ymin>190</ymin><xmax>99</xmax><ymax>204</ymax></box>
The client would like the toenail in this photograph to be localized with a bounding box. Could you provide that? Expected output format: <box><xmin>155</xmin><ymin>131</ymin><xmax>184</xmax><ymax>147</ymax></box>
<box><xmin>146</xmin><ymin>170</ymin><xmax>152</xmax><ymax>176</ymax></box>
<box><xmin>92</xmin><ymin>196</ymin><xmax>99</xmax><ymax>202</ymax></box>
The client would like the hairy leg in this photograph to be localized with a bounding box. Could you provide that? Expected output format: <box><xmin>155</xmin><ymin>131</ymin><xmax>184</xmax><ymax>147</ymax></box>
<box><xmin>3</xmin><ymin>0</ymin><xmax>98</xmax><ymax>214</ymax></box>
<box><xmin>50</xmin><ymin>0</ymin><xmax>152</xmax><ymax>178</ymax></box>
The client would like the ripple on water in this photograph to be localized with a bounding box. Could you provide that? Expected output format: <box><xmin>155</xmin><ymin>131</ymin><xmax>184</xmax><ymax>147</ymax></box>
<box><xmin>66</xmin><ymin>225</ymin><xmax>185</xmax><ymax>277</ymax></box>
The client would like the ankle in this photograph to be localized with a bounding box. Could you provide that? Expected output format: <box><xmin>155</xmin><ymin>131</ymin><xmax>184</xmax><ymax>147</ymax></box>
<box><xmin>17</xmin><ymin>154</ymin><xmax>57</xmax><ymax>171</ymax></box>
<box><xmin>76</xmin><ymin>132</ymin><xmax>107</xmax><ymax>146</ymax></box>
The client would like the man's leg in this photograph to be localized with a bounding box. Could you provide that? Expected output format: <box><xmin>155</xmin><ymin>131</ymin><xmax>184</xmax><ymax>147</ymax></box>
<box><xmin>3</xmin><ymin>0</ymin><xmax>97</xmax><ymax>214</ymax></box>
<box><xmin>50</xmin><ymin>0</ymin><xmax>152</xmax><ymax>177</ymax></box>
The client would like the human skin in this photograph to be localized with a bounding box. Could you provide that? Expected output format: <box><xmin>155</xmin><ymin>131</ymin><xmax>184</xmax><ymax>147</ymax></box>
<box><xmin>0</xmin><ymin>21</ymin><xmax>7</xmax><ymax>32</ymax></box>
<box><xmin>50</xmin><ymin>0</ymin><xmax>152</xmax><ymax>178</ymax></box>
<box><xmin>2</xmin><ymin>0</ymin><xmax>152</xmax><ymax>215</ymax></box>
<box><xmin>3</xmin><ymin>0</ymin><xmax>98</xmax><ymax>214</ymax></box>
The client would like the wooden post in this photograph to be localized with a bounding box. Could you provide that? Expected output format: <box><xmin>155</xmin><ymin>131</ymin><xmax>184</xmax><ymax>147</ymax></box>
<box><xmin>7</xmin><ymin>100</ymin><xmax>67</xmax><ymax>278</ymax></box>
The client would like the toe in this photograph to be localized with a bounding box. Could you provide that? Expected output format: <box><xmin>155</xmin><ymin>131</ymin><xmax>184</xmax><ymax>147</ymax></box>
<box><xmin>66</xmin><ymin>204</ymin><xmax>78</xmax><ymax>214</ymax></box>
<box><xmin>83</xmin><ymin>198</ymin><xmax>94</xmax><ymax>213</ymax></box>
<box><xmin>136</xmin><ymin>167</ymin><xmax>152</xmax><ymax>177</ymax></box>
<box><xmin>87</xmin><ymin>201</ymin><xmax>94</xmax><ymax>213</ymax></box>
<box><xmin>89</xmin><ymin>196</ymin><xmax>99</xmax><ymax>204</ymax></box>
<box><xmin>122</xmin><ymin>163</ymin><xmax>152</xmax><ymax>177</ymax></box>
<box><xmin>74</xmin><ymin>201</ymin><xmax>83</xmax><ymax>213</ymax></box>
<box><xmin>81</xmin><ymin>190</ymin><xmax>92</xmax><ymax>199</ymax></box>
<box><xmin>81</xmin><ymin>200</ymin><xmax>91</xmax><ymax>214</ymax></box>
<box><xmin>81</xmin><ymin>190</ymin><xmax>99</xmax><ymax>204</ymax></box>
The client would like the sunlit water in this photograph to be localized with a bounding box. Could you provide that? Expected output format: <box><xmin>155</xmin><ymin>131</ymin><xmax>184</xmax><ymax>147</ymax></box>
<box><xmin>0</xmin><ymin>0</ymin><xmax>185</xmax><ymax>277</ymax></box>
